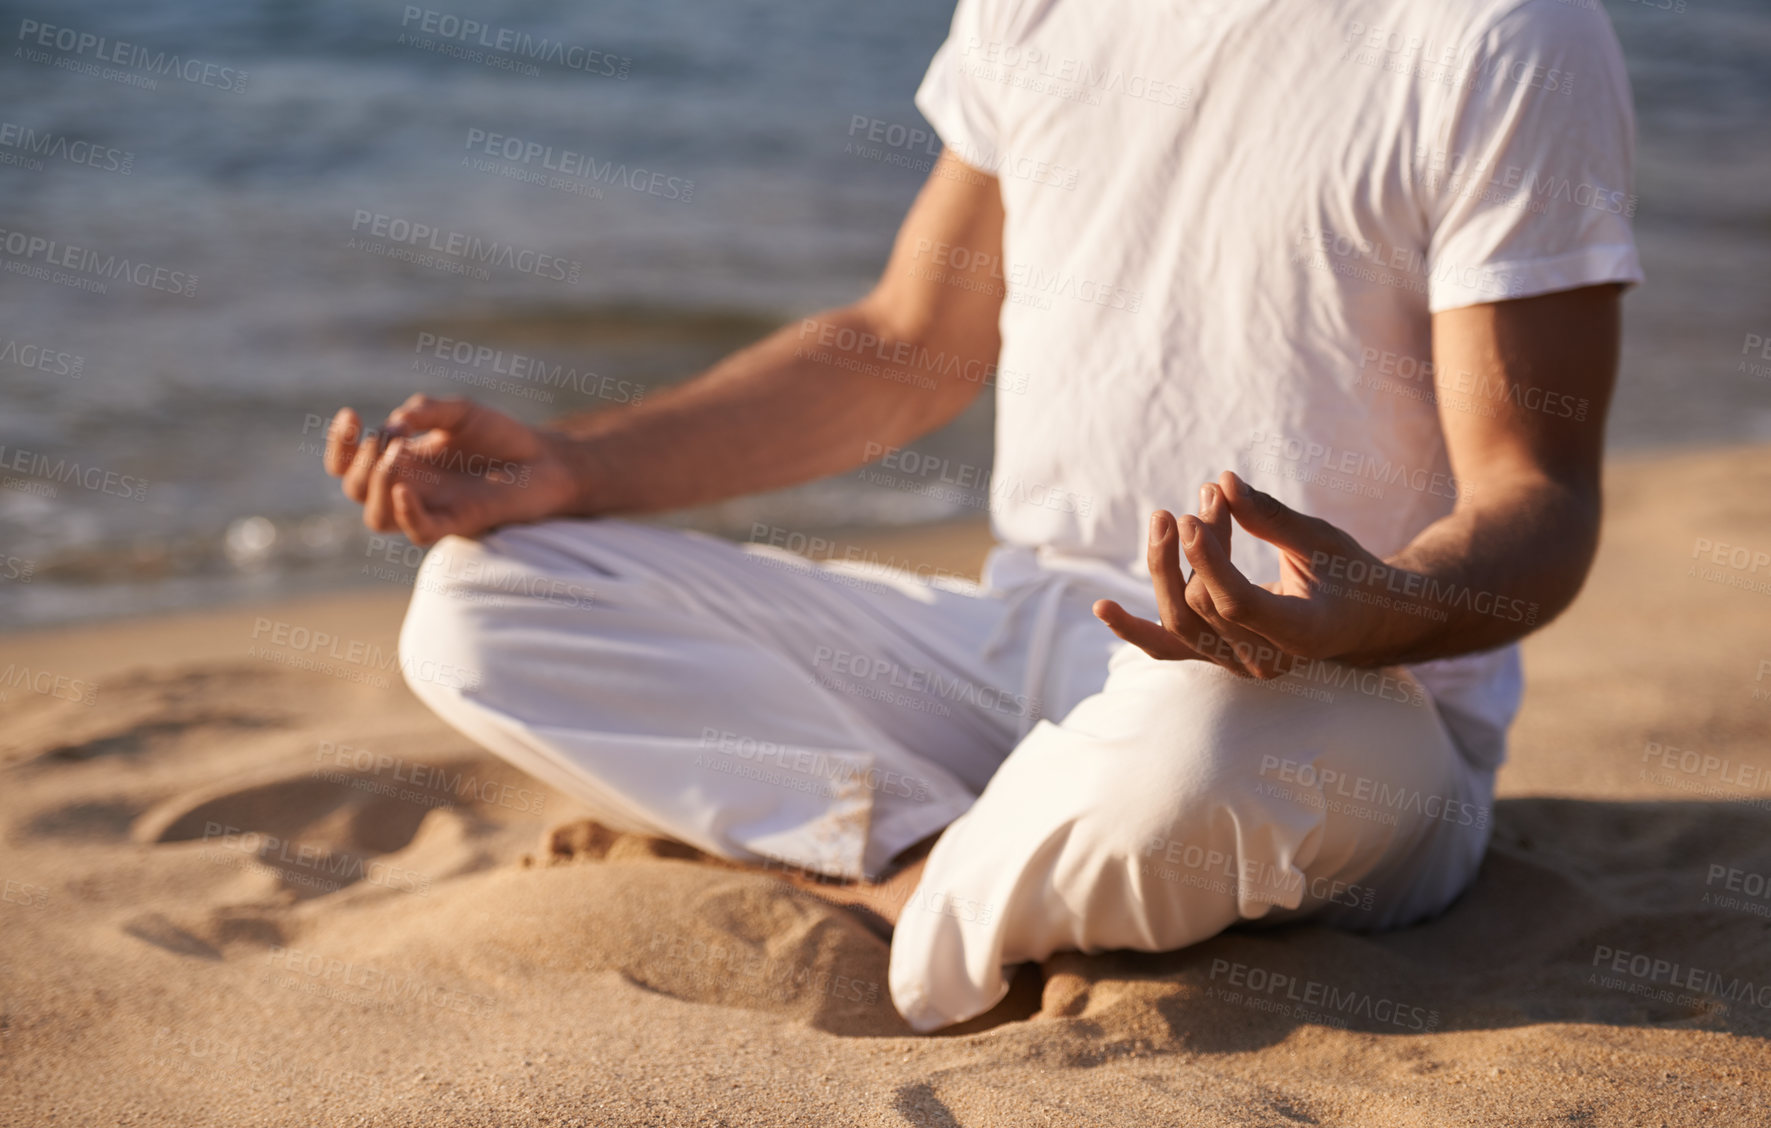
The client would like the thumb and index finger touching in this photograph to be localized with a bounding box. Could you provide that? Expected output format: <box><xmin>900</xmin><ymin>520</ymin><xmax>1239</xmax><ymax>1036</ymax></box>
<box><xmin>323</xmin><ymin>396</ymin><xmax>479</xmax><ymax>479</ymax></box>
<box><xmin>384</xmin><ymin>393</ymin><xmax>477</xmax><ymax>438</ymax></box>
<box><xmin>1216</xmin><ymin>470</ymin><xmax>1337</xmax><ymax>558</ymax></box>
<box><xmin>320</xmin><ymin>396</ymin><xmax>487</xmax><ymax>546</ymax></box>
<box><xmin>1180</xmin><ymin>471</ymin><xmax>1343</xmax><ymax>636</ymax></box>
<box><xmin>1093</xmin><ymin>471</ymin><xmax>1338</xmax><ymax>660</ymax></box>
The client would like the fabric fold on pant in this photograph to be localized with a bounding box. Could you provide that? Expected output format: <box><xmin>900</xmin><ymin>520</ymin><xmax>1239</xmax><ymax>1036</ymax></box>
<box><xmin>979</xmin><ymin>573</ymin><xmax>1079</xmax><ymax>740</ymax></box>
<box><xmin>396</xmin><ymin>523</ymin><xmax>1038</xmax><ymax>880</ymax></box>
<box><xmin>888</xmin><ymin>654</ymin><xmax>1489</xmax><ymax>1032</ymax></box>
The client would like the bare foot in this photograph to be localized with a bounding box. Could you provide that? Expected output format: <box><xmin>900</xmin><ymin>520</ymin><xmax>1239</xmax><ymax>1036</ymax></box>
<box><xmin>535</xmin><ymin>819</ymin><xmax>713</xmax><ymax>866</ymax></box>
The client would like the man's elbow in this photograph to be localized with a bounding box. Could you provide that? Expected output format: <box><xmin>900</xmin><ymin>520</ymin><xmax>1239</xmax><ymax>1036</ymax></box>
<box><xmin>853</xmin><ymin>296</ymin><xmax>998</xmax><ymax>416</ymax></box>
<box><xmin>1523</xmin><ymin>478</ymin><xmax>1606</xmax><ymax>631</ymax></box>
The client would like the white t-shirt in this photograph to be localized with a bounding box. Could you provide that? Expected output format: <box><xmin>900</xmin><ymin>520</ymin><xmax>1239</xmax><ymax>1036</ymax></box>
<box><xmin>914</xmin><ymin>0</ymin><xmax>1643</xmax><ymax>771</ymax></box>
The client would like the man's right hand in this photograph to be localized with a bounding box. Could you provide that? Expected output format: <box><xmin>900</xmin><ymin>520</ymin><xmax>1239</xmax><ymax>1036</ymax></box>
<box><xmin>323</xmin><ymin>395</ymin><xmax>581</xmax><ymax>546</ymax></box>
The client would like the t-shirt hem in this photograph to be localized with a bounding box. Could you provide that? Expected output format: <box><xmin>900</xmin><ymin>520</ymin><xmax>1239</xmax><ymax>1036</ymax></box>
<box><xmin>1428</xmin><ymin>243</ymin><xmax>1644</xmax><ymax>313</ymax></box>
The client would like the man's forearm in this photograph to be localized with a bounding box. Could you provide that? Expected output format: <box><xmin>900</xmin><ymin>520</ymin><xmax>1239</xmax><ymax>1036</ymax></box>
<box><xmin>1336</xmin><ymin>474</ymin><xmax>1602</xmax><ymax>666</ymax></box>
<box><xmin>546</xmin><ymin>303</ymin><xmax>985</xmax><ymax>516</ymax></box>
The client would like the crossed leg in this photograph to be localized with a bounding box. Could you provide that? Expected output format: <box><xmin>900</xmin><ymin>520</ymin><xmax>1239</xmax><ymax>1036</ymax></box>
<box><xmin>887</xmin><ymin>647</ymin><xmax>1493</xmax><ymax>1031</ymax></box>
<box><xmin>396</xmin><ymin>520</ymin><xmax>1492</xmax><ymax>1032</ymax></box>
<box><xmin>395</xmin><ymin>518</ymin><xmax>1037</xmax><ymax>880</ymax></box>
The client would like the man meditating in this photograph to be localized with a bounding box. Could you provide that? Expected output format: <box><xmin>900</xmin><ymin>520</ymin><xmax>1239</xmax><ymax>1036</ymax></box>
<box><xmin>323</xmin><ymin>0</ymin><xmax>1639</xmax><ymax>1031</ymax></box>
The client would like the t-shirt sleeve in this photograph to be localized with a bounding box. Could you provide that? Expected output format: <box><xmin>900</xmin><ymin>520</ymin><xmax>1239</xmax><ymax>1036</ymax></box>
<box><xmin>914</xmin><ymin>0</ymin><xmax>1004</xmax><ymax>166</ymax></box>
<box><xmin>1424</xmin><ymin>0</ymin><xmax>1644</xmax><ymax>313</ymax></box>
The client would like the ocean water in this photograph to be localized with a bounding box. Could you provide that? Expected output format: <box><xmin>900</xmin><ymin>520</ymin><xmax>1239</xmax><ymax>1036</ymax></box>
<box><xmin>1</xmin><ymin>0</ymin><xmax>1767</xmax><ymax>630</ymax></box>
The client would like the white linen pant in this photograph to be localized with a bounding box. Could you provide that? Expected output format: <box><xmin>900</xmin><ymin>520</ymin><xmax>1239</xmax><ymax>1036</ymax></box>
<box><xmin>397</xmin><ymin>520</ymin><xmax>1495</xmax><ymax>1031</ymax></box>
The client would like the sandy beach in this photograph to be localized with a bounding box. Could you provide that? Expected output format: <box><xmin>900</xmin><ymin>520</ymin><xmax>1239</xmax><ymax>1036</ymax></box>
<box><xmin>3</xmin><ymin>442</ymin><xmax>1769</xmax><ymax>1126</ymax></box>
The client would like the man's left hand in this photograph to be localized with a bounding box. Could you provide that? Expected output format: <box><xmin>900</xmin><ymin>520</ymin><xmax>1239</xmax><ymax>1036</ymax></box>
<box><xmin>1092</xmin><ymin>471</ymin><xmax>1400</xmax><ymax>677</ymax></box>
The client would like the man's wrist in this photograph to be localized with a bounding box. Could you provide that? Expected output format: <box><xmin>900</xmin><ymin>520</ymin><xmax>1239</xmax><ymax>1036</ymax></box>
<box><xmin>1328</xmin><ymin>560</ymin><xmax>1444</xmax><ymax>667</ymax></box>
<box><xmin>543</xmin><ymin>430</ymin><xmax>608</xmax><ymax>517</ymax></box>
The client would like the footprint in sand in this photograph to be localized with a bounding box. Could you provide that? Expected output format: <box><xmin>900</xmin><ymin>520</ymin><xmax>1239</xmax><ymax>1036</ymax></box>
<box><xmin>1</xmin><ymin>665</ymin><xmax>323</xmax><ymax>766</ymax></box>
<box><xmin>119</xmin><ymin>911</ymin><xmax>225</xmax><ymax>960</ymax></box>
<box><xmin>132</xmin><ymin>755</ymin><xmax>531</xmax><ymax>907</ymax></box>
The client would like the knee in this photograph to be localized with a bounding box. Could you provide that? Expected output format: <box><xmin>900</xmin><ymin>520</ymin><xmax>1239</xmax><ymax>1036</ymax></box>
<box><xmin>1056</xmin><ymin>669</ymin><xmax>1311</xmax><ymax>876</ymax></box>
<box><xmin>396</xmin><ymin>536</ymin><xmax>497</xmax><ymax>705</ymax></box>
<box><xmin>1047</xmin><ymin>740</ymin><xmax>1241</xmax><ymax>898</ymax></box>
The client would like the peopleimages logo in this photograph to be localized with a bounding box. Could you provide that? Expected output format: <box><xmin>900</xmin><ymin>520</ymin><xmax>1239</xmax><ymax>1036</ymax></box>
<box><xmin>347</xmin><ymin>210</ymin><xmax>582</xmax><ymax>284</ymax></box>
<box><xmin>0</xmin><ymin>335</ymin><xmax>83</xmax><ymax>377</ymax></box>
<box><xmin>312</xmin><ymin>741</ymin><xmax>545</xmax><ymax>815</ymax></box>
<box><xmin>409</xmin><ymin>333</ymin><xmax>645</xmax><ymax>405</ymax></box>
<box><xmin>0</xmin><ymin>663</ymin><xmax>98</xmax><ymax>706</ymax></box>
<box><xmin>0</xmin><ymin>443</ymin><xmax>148</xmax><ymax>500</ymax></box>
<box><xmin>0</xmin><ymin>227</ymin><xmax>197</xmax><ymax>297</ymax></box>
<box><xmin>399</xmin><ymin>6</ymin><xmax>630</xmax><ymax>78</ymax></box>
<box><xmin>1208</xmin><ymin>959</ymin><xmax>1440</xmax><ymax>1032</ymax></box>
<box><xmin>959</xmin><ymin>37</ymin><xmax>1191</xmax><ymax>110</ymax></box>
<box><xmin>462</xmin><ymin>129</ymin><xmax>694</xmax><ymax>203</ymax></box>
<box><xmin>1247</xmin><ymin>429</ymin><xmax>1470</xmax><ymax>502</ymax></box>
<box><xmin>1415</xmin><ymin>145</ymin><xmax>1636</xmax><ymax>219</ymax></box>
<box><xmin>0</xmin><ymin>121</ymin><xmax>133</xmax><ymax>174</ymax></box>
<box><xmin>15</xmin><ymin>18</ymin><xmax>248</xmax><ymax>93</ymax></box>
